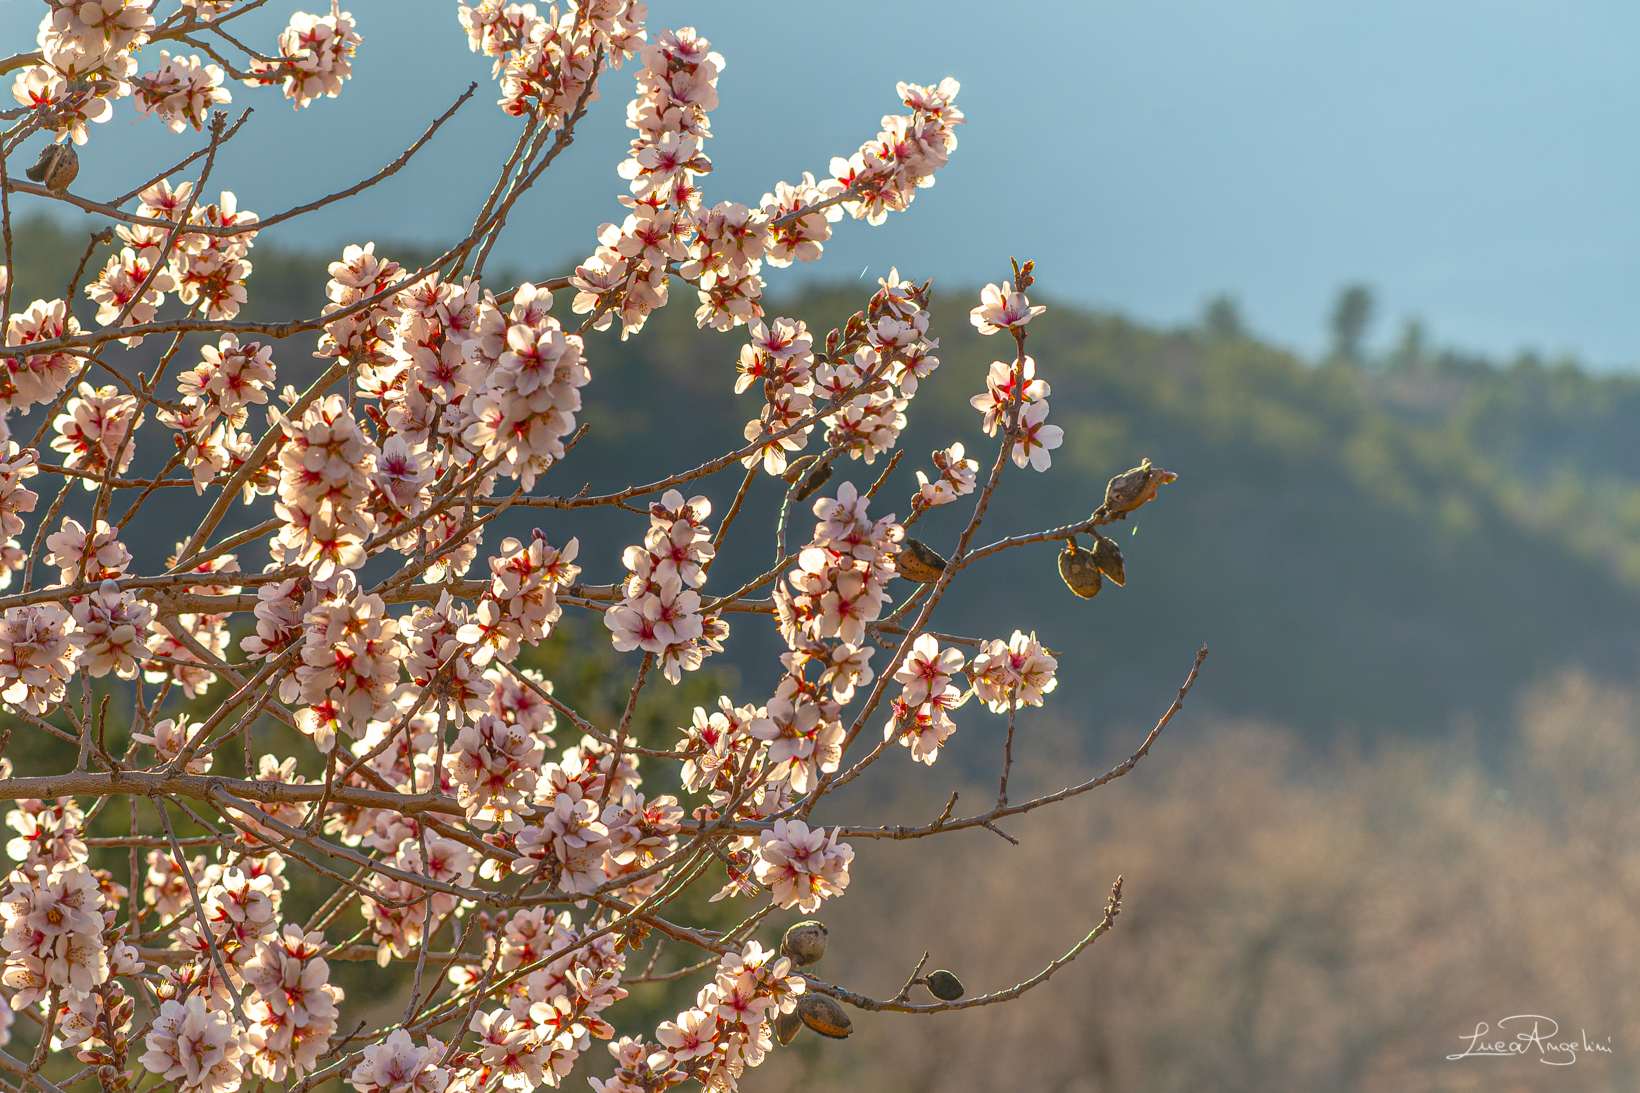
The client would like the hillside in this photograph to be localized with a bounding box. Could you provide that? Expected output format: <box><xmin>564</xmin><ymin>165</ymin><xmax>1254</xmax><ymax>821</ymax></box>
<box><xmin>8</xmin><ymin>214</ymin><xmax>1640</xmax><ymax>748</ymax></box>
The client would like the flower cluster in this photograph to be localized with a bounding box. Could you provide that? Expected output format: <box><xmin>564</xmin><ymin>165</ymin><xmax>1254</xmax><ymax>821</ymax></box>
<box><xmin>445</xmin><ymin>713</ymin><xmax>545</xmax><ymax>831</ymax></box>
<box><xmin>915</xmin><ymin>441</ymin><xmax>978</xmax><ymax>508</ymax></box>
<box><xmin>461</xmin><ymin>287</ymin><xmax>591</xmax><ymax>490</ymax></box>
<box><xmin>271</xmin><ymin>393</ymin><xmax>378</xmax><ymax>579</ymax></box>
<box><xmin>570</xmin><ymin>26</ymin><xmax>722</xmax><ymax>336</ymax></box>
<box><xmin>605</xmin><ymin>489</ymin><xmax>724</xmax><ymax>683</ymax></box>
<box><xmin>51</xmin><ymin>384</ymin><xmax>143</xmax><ymax>482</ymax></box>
<box><xmin>241</xmin><ymin>927</ymin><xmax>343</xmax><ymax>1079</ymax></box>
<box><xmin>0</xmin><ymin>860</ymin><xmax>111</xmax><ymax>1007</ymax></box>
<box><xmin>568</xmin><ymin>32</ymin><xmax>961</xmax><ymax>338</ymax></box>
<box><xmin>141</xmin><ymin>995</ymin><xmax>244</xmax><ymax>1093</ymax></box>
<box><xmin>350</xmin><ymin>1030</ymin><xmax>450</xmax><ymax>1093</ymax></box>
<box><xmin>2</xmin><ymin>299</ymin><xmax>81</xmax><ymax>424</ymax></box>
<box><xmin>133</xmin><ymin>50</ymin><xmax>230</xmax><ymax>132</ymax></box>
<box><xmin>0</xmin><ymin>444</ymin><xmax>37</xmax><ymax>588</ymax></box>
<box><xmin>636</xmin><ymin>943</ymin><xmax>804</xmax><ymax>1090</ymax></box>
<box><xmin>292</xmin><ymin>573</ymin><xmax>406</xmax><ymax>752</ymax></box>
<box><xmin>754</xmin><ymin>819</ymin><xmax>854</xmax><ymax>912</ymax></box>
<box><xmin>970</xmin><ymin>630</ymin><xmax>1060</xmax><ymax>711</ymax></box>
<box><xmin>460</xmin><ymin>0</ymin><xmax>645</xmax><ymax>129</ymax></box>
<box><xmin>774</xmin><ymin>483</ymin><xmax>900</xmax><ymax>649</ymax></box>
<box><xmin>10</xmin><ymin>0</ymin><xmax>154</xmax><ymax>144</ymax></box>
<box><xmin>443</xmin><ymin>906</ymin><xmax>631</xmax><ymax>1090</ymax></box>
<box><xmin>68</xmin><ymin>578</ymin><xmax>153</xmax><ymax>679</ymax></box>
<box><xmin>0</xmin><ymin>602</ymin><xmax>75</xmax><ymax>715</ymax></box>
<box><xmin>93</xmin><ymin>182</ymin><xmax>260</xmax><ymax>338</ymax></box>
<box><xmin>317</xmin><ymin>241</ymin><xmax>403</xmax><ymax>363</ymax></box>
<box><xmin>247</xmin><ymin>3</ymin><xmax>362</xmax><ymax>108</ymax></box>
<box><xmin>884</xmin><ymin>633</ymin><xmax>970</xmax><ymax>765</ymax></box>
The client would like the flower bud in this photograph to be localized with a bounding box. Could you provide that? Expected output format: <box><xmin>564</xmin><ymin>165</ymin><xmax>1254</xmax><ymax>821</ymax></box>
<box><xmin>781</xmin><ymin>919</ymin><xmax>828</xmax><ymax>966</ymax></box>
<box><xmin>797</xmin><ymin>993</ymin><xmax>853</xmax><ymax>1039</ymax></box>
<box><xmin>925</xmin><ymin>969</ymin><xmax>965</xmax><ymax>1001</ymax></box>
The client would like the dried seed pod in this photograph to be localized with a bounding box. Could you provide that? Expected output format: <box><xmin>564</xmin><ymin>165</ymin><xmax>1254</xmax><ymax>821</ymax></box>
<box><xmin>1101</xmin><ymin>458</ymin><xmax>1176</xmax><ymax>518</ymax></box>
<box><xmin>25</xmin><ymin>144</ymin><xmax>78</xmax><ymax>192</ymax></box>
<box><xmin>797</xmin><ymin>993</ymin><xmax>853</xmax><ymax>1039</ymax></box>
<box><xmin>782</xmin><ymin>454</ymin><xmax>820</xmax><ymax>483</ymax></box>
<box><xmin>780</xmin><ymin>920</ymin><xmax>828</xmax><ymax>967</ymax></box>
<box><xmin>1091</xmin><ymin>534</ymin><xmax>1125</xmax><ymax>586</ymax></box>
<box><xmin>895</xmin><ymin>539</ymin><xmax>948</xmax><ymax>583</ymax></box>
<box><xmin>925</xmin><ymin>970</ymin><xmax>965</xmax><ymax>1001</ymax></box>
<box><xmin>1058</xmin><ymin>539</ymin><xmax>1102</xmax><ymax>598</ymax></box>
<box><xmin>775</xmin><ymin>1010</ymin><xmax>802</xmax><ymax>1046</ymax></box>
<box><xmin>791</xmin><ymin>460</ymin><xmax>834</xmax><ymax>504</ymax></box>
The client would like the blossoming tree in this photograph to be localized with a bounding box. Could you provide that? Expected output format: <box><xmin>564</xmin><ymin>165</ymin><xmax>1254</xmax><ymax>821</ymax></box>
<box><xmin>0</xmin><ymin>2</ymin><xmax>1205</xmax><ymax>1090</ymax></box>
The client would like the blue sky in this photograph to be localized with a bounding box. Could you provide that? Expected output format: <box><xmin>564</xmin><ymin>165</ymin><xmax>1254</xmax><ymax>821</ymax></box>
<box><xmin>7</xmin><ymin>0</ymin><xmax>1640</xmax><ymax>366</ymax></box>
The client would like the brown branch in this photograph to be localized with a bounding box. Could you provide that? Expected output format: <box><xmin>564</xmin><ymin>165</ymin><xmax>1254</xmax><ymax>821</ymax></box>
<box><xmin>156</xmin><ymin>798</ymin><xmax>246</xmax><ymax>1025</ymax></box>
<box><xmin>803</xmin><ymin>876</ymin><xmax>1123</xmax><ymax>1013</ymax></box>
<box><xmin>687</xmin><ymin>645</ymin><xmax>1209</xmax><ymax>840</ymax></box>
<box><xmin>0</xmin><ymin>768</ymin><xmax>465</xmax><ymax>817</ymax></box>
<box><xmin>105</xmin><ymin>109</ymin><xmax>253</xmax><ymax>207</ymax></box>
<box><xmin>254</xmin><ymin>84</ymin><xmax>477</xmax><ymax>230</ymax></box>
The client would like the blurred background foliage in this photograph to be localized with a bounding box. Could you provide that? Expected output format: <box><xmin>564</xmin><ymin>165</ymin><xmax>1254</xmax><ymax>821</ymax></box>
<box><xmin>9</xmin><ymin>215</ymin><xmax>1640</xmax><ymax>1088</ymax></box>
